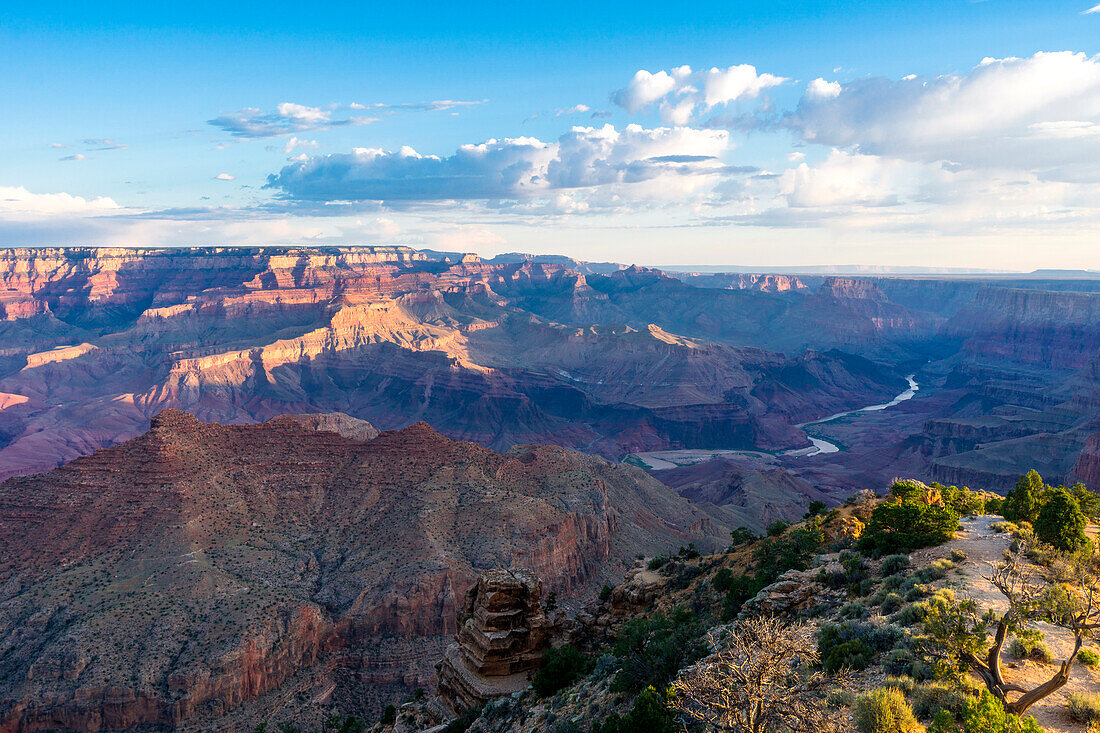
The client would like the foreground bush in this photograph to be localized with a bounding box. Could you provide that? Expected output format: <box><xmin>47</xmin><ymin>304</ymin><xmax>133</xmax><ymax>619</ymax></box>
<box><xmin>1077</xmin><ymin>647</ymin><xmax>1100</xmax><ymax>667</ymax></box>
<box><xmin>858</xmin><ymin>499</ymin><xmax>960</xmax><ymax>555</ymax></box>
<box><xmin>1033</xmin><ymin>488</ymin><xmax>1089</xmax><ymax>552</ymax></box>
<box><xmin>853</xmin><ymin>687</ymin><xmax>922</xmax><ymax>733</ymax></box>
<box><xmin>674</xmin><ymin>617</ymin><xmax>848</xmax><ymax>733</ymax></box>
<box><xmin>928</xmin><ymin>690</ymin><xmax>1044</xmax><ymax>732</ymax></box>
<box><xmin>1066</xmin><ymin>692</ymin><xmax>1100</xmax><ymax>724</ymax></box>
<box><xmin>612</xmin><ymin>608</ymin><xmax>707</xmax><ymax>694</ymax></box>
<box><xmin>592</xmin><ymin>686</ymin><xmax>675</xmax><ymax>733</ymax></box>
<box><xmin>533</xmin><ymin>644</ymin><xmax>587</xmax><ymax>696</ymax></box>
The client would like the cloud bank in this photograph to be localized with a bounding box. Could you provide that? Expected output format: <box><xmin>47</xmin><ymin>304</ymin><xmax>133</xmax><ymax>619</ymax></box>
<box><xmin>267</xmin><ymin>124</ymin><xmax>732</xmax><ymax>204</ymax></box>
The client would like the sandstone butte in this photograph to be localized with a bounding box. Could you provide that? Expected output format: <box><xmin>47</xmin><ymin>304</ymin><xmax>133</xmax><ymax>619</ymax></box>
<box><xmin>0</xmin><ymin>409</ymin><xmax>729</xmax><ymax>732</ymax></box>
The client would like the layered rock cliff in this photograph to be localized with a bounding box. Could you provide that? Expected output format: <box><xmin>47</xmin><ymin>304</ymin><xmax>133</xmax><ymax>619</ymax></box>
<box><xmin>0</xmin><ymin>247</ymin><xmax>909</xmax><ymax>480</ymax></box>
<box><xmin>0</xmin><ymin>409</ymin><xmax>727</xmax><ymax>731</ymax></box>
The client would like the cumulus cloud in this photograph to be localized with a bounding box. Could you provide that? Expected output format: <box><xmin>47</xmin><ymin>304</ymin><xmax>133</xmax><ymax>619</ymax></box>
<box><xmin>214</xmin><ymin>173</ymin><xmax>235</xmax><ymax>181</ymax></box>
<box><xmin>785</xmin><ymin>52</ymin><xmax>1100</xmax><ymax>181</ymax></box>
<box><xmin>778</xmin><ymin>150</ymin><xmax>919</xmax><ymax>208</ymax></box>
<box><xmin>266</xmin><ymin>124</ymin><xmax>732</xmax><ymax>205</ymax></box>
<box><xmin>0</xmin><ymin>186</ymin><xmax>119</xmax><ymax>216</ymax></box>
<box><xmin>611</xmin><ymin>64</ymin><xmax>787</xmax><ymax>124</ymax></box>
<box><xmin>208</xmin><ymin>102</ymin><xmax>377</xmax><ymax>138</ymax></box>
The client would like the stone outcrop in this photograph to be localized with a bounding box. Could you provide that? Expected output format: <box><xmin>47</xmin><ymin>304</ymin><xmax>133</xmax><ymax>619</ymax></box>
<box><xmin>436</xmin><ymin>570</ymin><xmax>551</xmax><ymax>712</ymax></box>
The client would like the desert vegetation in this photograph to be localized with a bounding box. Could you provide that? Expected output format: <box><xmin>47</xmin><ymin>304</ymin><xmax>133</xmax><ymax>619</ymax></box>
<box><xmin>366</xmin><ymin>470</ymin><xmax>1100</xmax><ymax>733</ymax></box>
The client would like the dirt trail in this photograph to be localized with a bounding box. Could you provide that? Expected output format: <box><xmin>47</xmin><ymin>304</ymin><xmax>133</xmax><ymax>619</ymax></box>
<box><xmin>917</xmin><ymin>515</ymin><xmax>1100</xmax><ymax>732</ymax></box>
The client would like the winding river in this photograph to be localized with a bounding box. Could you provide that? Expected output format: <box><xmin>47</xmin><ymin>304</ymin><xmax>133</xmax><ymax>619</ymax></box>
<box><xmin>787</xmin><ymin>374</ymin><xmax>919</xmax><ymax>457</ymax></box>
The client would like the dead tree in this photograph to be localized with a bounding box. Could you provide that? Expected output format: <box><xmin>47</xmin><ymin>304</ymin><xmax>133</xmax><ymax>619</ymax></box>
<box><xmin>925</xmin><ymin>543</ymin><xmax>1100</xmax><ymax>715</ymax></box>
<box><xmin>672</xmin><ymin>616</ymin><xmax>849</xmax><ymax>733</ymax></box>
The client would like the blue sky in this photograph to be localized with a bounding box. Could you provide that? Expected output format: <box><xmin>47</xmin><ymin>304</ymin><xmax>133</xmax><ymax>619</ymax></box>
<box><xmin>2</xmin><ymin>1</ymin><xmax>1099</xmax><ymax>269</ymax></box>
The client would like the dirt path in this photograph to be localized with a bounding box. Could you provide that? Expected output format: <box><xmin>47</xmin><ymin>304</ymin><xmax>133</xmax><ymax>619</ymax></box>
<box><xmin>918</xmin><ymin>515</ymin><xmax>1100</xmax><ymax>732</ymax></box>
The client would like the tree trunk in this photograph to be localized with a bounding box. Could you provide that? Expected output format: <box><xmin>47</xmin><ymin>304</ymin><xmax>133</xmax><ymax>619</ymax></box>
<box><xmin>1007</xmin><ymin>635</ymin><xmax>1083</xmax><ymax>715</ymax></box>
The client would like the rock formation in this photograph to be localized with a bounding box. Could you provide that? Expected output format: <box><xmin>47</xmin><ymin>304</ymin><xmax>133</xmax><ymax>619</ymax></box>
<box><xmin>0</xmin><ymin>410</ymin><xmax>729</xmax><ymax>731</ymax></box>
<box><xmin>0</xmin><ymin>246</ymin><xmax>911</xmax><ymax>481</ymax></box>
<box><xmin>436</xmin><ymin>570</ymin><xmax>551</xmax><ymax>712</ymax></box>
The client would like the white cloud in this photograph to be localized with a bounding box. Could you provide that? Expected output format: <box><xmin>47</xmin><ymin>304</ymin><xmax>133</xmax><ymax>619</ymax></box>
<box><xmin>0</xmin><ymin>186</ymin><xmax>119</xmax><ymax>217</ymax></box>
<box><xmin>283</xmin><ymin>136</ymin><xmax>319</xmax><ymax>153</ymax></box>
<box><xmin>786</xmin><ymin>51</ymin><xmax>1100</xmax><ymax>181</ymax></box>
<box><xmin>208</xmin><ymin>103</ymin><xmax>377</xmax><ymax>138</ymax></box>
<box><xmin>1084</xmin><ymin>4</ymin><xmax>1100</xmax><ymax>13</ymax></box>
<box><xmin>214</xmin><ymin>173</ymin><xmax>235</xmax><ymax>181</ymax></box>
<box><xmin>266</xmin><ymin>123</ymin><xmax>733</xmax><ymax>205</ymax></box>
<box><xmin>612</xmin><ymin>64</ymin><xmax>787</xmax><ymax>124</ymax></box>
<box><xmin>777</xmin><ymin>150</ymin><xmax>920</xmax><ymax>208</ymax></box>
<box><xmin>556</xmin><ymin>104</ymin><xmax>591</xmax><ymax>116</ymax></box>
<box><xmin>60</xmin><ymin>153</ymin><xmax>88</xmax><ymax>162</ymax></box>
<box><xmin>805</xmin><ymin>78</ymin><xmax>841</xmax><ymax>99</ymax></box>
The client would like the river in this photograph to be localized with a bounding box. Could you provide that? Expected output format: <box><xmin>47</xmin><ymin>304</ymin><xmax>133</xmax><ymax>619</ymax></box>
<box><xmin>786</xmin><ymin>374</ymin><xmax>919</xmax><ymax>457</ymax></box>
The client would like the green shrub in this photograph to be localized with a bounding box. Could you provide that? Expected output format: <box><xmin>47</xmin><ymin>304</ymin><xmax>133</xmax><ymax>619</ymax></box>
<box><xmin>893</xmin><ymin>601</ymin><xmax>930</xmax><ymax>626</ymax></box>
<box><xmin>1067</xmin><ymin>692</ymin><xmax>1100</xmax><ymax>724</ymax></box>
<box><xmin>882</xmin><ymin>674</ymin><xmax>916</xmax><ymax>693</ymax></box>
<box><xmin>881</xmin><ymin>592</ymin><xmax>905</xmax><ymax>615</ymax></box>
<box><xmin>647</xmin><ymin>556</ymin><xmax>667</xmax><ymax>571</ymax></box>
<box><xmin>882</xmin><ymin>573</ymin><xmax>906</xmax><ymax>591</ymax></box>
<box><xmin>1077</xmin><ymin>647</ymin><xmax>1100</xmax><ymax>667</ymax></box>
<box><xmin>928</xmin><ymin>689</ymin><xmax>1044</xmax><ymax>733</ymax></box>
<box><xmin>884</xmin><ymin>650</ymin><xmax>916</xmax><ymax>677</ymax></box>
<box><xmin>599</xmin><ymin>584</ymin><xmax>613</xmax><ymax>602</ymax></box>
<box><xmin>984</xmin><ymin>496</ymin><xmax>1004</xmax><ymax>515</ymax></box>
<box><xmin>380</xmin><ymin>706</ymin><xmax>396</xmax><ymax>726</ymax></box>
<box><xmin>1002</xmin><ymin>470</ymin><xmax>1044</xmax><ymax>524</ymax></box>
<box><xmin>1034</xmin><ymin>488</ymin><xmax>1089</xmax><ymax>552</ymax></box>
<box><xmin>728</xmin><ymin>526</ymin><xmax>757</xmax><ymax>546</ymax></box>
<box><xmin>990</xmin><ymin>521</ymin><xmax>1018</xmax><ymax>533</ymax></box>
<box><xmin>766</xmin><ymin>519</ymin><xmax>791</xmax><ymax>536</ymax></box>
<box><xmin>533</xmin><ymin>645</ymin><xmax>587</xmax><ymax>696</ymax></box>
<box><xmin>881</xmin><ymin>554</ymin><xmax>911</xmax><ymax>576</ymax></box>
<box><xmin>937</xmin><ymin>483</ymin><xmax>985</xmax><ymax>517</ymax></box>
<box><xmin>911</xmin><ymin>681</ymin><xmax>967</xmax><ymax>720</ymax></box>
<box><xmin>839</xmin><ymin>601</ymin><xmax>869</xmax><ymax>619</ymax></box>
<box><xmin>720</xmin><ymin>574</ymin><xmax>766</xmax><ymax>620</ymax></box>
<box><xmin>818</xmin><ymin>620</ymin><xmax>900</xmax><ymax>672</ymax></box>
<box><xmin>592</xmin><ymin>686</ymin><xmax>675</xmax><ymax>733</ymax></box>
<box><xmin>804</xmin><ymin>500</ymin><xmax>828</xmax><ymax>519</ymax></box>
<box><xmin>912</xmin><ymin>559</ymin><xmax>955</xmax><ymax>583</ymax></box>
<box><xmin>612</xmin><ymin>608</ymin><xmax>707</xmax><ymax>694</ymax></box>
<box><xmin>1072</xmin><ymin>483</ymin><xmax>1100</xmax><ymax>519</ymax></box>
<box><xmin>853</xmin><ymin>687</ymin><xmax>922</xmax><ymax>733</ymax></box>
<box><xmin>858</xmin><ymin>499</ymin><xmax>960</xmax><ymax>555</ymax></box>
<box><xmin>712</xmin><ymin>567</ymin><xmax>733</xmax><ymax>592</ymax></box>
<box><xmin>950</xmin><ymin>550</ymin><xmax>967</xmax><ymax>563</ymax></box>
<box><xmin>905</xmin><ymin>582</ymin><xmax>933</xmax><ymax>601</ymax></box>
<box><xmin>1008</xmin><ymin>633</ymin><xmax>1052</xmax><ymax>663</ymax></box>
<box><xmin>823</xmin><ymin>639</ymin><xmax>876</xmax><ymax>672</ymax></box>
<box><xmin>752</xmin><ymin>520</ymin><xmax>826</xmax><ymax>584</ymax></box>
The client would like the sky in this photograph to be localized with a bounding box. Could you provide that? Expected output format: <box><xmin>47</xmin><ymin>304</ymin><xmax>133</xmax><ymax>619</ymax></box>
<box><xmin>2</xmin><ymin>1</ymin><xmax>1099</xmax><ymax>270</ymax></box>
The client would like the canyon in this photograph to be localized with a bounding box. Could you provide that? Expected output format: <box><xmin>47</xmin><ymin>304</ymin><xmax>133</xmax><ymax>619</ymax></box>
<box><xmin>0</xmin><ymin>246</ymin><xmax>1097</xmax><ymax>508</ymax></box>
<box><xmin>0</xmin><ymin>246</ymin><xmax>1098</xmax><ymax>729</ymax></box>
<box><xmin>0</xmin><ymin>409</ymin><xmax>728</xmax><ymax>731</ymax></box>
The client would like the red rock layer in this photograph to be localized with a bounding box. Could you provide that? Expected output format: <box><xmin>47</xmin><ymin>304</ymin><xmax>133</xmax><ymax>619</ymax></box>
<box><xmin>0</xmin><ymin>410</ymin><xmax>726</xmax><ymax>731</ymax></box>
